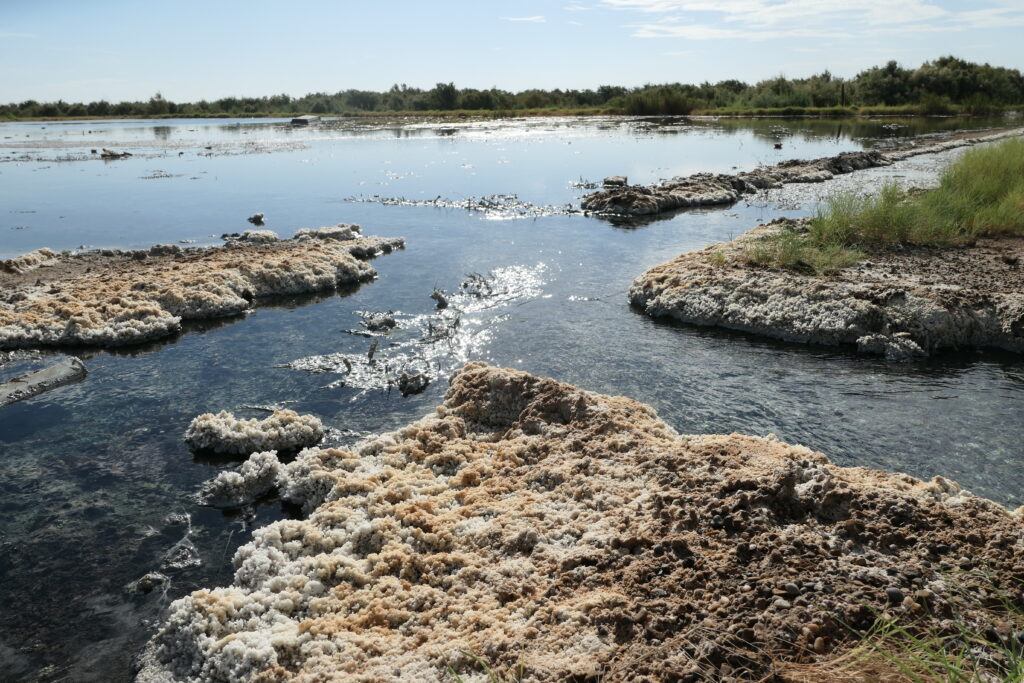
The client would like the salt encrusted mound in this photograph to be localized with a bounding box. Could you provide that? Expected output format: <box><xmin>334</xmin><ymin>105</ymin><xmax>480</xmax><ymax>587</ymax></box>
<box><xmin>197</xmin><ymin>451</ymin><xmax>283</xmax><ymax>508</ymax></box>
<box><xmin>185</xmin><ymin>410</ymin><xmax>325</xmax><ymax>455</ymax></box>
<box><xmin>630</xmin><ymin>220</ymin><xmax>1024</xmax><ymax>358</ymax></box>
<box><xmin>0</xmin><ymin>248</ymin><xmax>58</xmax><ymax>275</ymax></box>
<box><xmin>236</xmin><ymin>230</ymin><xmax>280</xmax><ymax>243</ymax></box>
<box><xmin>0</xmin><ymin>233</ymin><xmax>403</xmax><ymax>349</ymax></box>
<box><xmin>137</xmin><ymin>363</ymin><xmax>1024</xmax><ymax>682</ymax></box>
<box><xmin>582</xmin><ymin>127</ymin><xmax>1024</xmax><ymax>217</ymax></box>
<box><xmin>293</xmin><ymin>224</ymin><xmax>361</xmax><ymax>242</ymax></box>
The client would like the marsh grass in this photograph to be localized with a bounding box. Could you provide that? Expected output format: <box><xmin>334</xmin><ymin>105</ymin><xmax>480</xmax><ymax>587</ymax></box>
<box><xmin>782</xmin><ymin>574</ymin><xmax>1024</xmax><ymax>683</ymax></box>
<box><xmin>742</xmin><ymin>137</ymin><xmax>1024</xmax><ymax>274</ymax></box>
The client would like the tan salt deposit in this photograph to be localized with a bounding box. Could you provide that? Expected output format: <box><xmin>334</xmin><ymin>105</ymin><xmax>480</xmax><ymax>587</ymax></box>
<box><xmin>138</xmin><ymin>363</ymin><xmax>1024</xmax><ymax>682</ymax></box>
<box><xmin>0</xmin><ymin>230</ymin><xmax>403</xmax><ymax>349</ymax></box>
<box><xmin>185</xmin><ymin>410</ymin><xmax>325</xmax><ymax>455</ymax></box>
<box><xmin>0</xmin><ymin>247</ymin><xmax>59</xmax><ymax>275</ymax></box>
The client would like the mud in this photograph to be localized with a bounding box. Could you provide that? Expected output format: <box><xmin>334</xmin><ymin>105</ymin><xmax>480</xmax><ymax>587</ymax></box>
<box><xmin>0</xmin><ymin>229</ymin><xmax>404</xmax><ymax>349</ymax></box>
<box><xmin>582</xmin><ymin>127</ymin><xmax>1024</xmax><ymax>217</ymax></box>
<box><xmin>630</xmin><ymin>219</ymin><xmax>1024</xmax><ymax>358</ymax></box>
<box><xmin>136</xmin><ymin>363</ymin><xmax>1024</xmax><ymax>682</ymax></box>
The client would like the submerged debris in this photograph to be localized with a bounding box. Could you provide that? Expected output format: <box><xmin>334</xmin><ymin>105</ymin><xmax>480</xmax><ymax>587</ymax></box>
<box><xmin>397</xmin><ymin>371</ymin><xmax>429</xmax><ymax>396</ymax></box>
<box><xmin>184</xmin><ymin>410</ymin><xmax>325</xmax><ymax>455</ymax></box>
<box><xmin>289</xmin><ymin>265</ymin><xmax>546</xmax><ymax>398</ymax></box>
<box><xmin>360</xmin><ymin>312</ymin><xmax>396</xmax><ymax>332</ymax></box>
<box><xmin>137</xmin><ymin>363</ymin><xmax>1024</xmax><ymax>682</ymax></box>
<box><xmin>100</xmin><ymin>148</ymin><xmax>132</xmax><ymax>159</ymax></box>
<box><xmin>127</xmin><ymin>572</ymin><xmax>169</xmax><ymax>595</ymax></box>
<box><xmin>347</xmin><ymin>193</ymin><xmax>579</xmax><ymax>220</ymax></box>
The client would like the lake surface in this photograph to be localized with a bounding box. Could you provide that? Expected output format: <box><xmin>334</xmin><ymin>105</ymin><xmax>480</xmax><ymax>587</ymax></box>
<box><xmin>1</xmin><ymin>114</ymin><xmax>1022</xmax><ymax>681</ymax></box>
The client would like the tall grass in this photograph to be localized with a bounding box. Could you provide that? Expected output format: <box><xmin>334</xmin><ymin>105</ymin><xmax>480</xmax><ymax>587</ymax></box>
<box><xmin>743</xmin><ymin>137</ymin><xmax>1024</xmax><ymax>273</ymax></box>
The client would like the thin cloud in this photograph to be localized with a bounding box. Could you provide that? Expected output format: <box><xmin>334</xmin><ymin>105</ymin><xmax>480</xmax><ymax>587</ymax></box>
<box><xmin>602</xmin><ymin>0</ymin><xmax>1024</xmax><ymax>39</ymax></box>
<box><xmin>500</xmin><ymin>15</ymin><xmax>547</xmax><ymax>22</ymax></box>
<box><xmin>0</xmin><ymin>31</ymin><xmax>36</xmax><ymax>39</ymax></box>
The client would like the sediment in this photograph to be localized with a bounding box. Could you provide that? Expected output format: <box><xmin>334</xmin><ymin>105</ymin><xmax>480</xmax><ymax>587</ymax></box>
<box><xmin>137</xmin><ymin>363</ymin><xmax>1024</xmax><ymax>682</ymax></box>
<box><xmin>630</xmin><ymin>220</ymin><xmax>1024</xmax><ymax>358</ymax></box>
<box><xmin>581</xmin><ymin>127</ymin><xmax>1024</xmax><ymax>217</ymax></box>
<box><xmin>0</xmin><ymin>227</ymin><xmax>404</xmax><ymax>349</ymax></box>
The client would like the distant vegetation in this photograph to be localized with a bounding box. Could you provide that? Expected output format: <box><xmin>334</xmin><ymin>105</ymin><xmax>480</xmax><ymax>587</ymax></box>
<box><xmin>742</xmin><ymin>137</ymin><xmax>1024</xmax><ymax>274</ymax></box>
<box><xmin>3</xmin><ymin>56</ymin><xmax>1023</xmax><ymax>120</ymax></box>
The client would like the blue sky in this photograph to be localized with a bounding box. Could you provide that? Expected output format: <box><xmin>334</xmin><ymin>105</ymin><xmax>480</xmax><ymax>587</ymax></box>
<box><xmin>2</xmin><ymin>0</ymin><xmax>1023</xmax><ymax>102</ymax></box>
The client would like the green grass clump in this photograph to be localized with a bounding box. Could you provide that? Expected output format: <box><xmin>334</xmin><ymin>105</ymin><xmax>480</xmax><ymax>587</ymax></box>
<box><xmin>742</xmin><ymin>137</ymin><xmax>1024</xmax><ymax>274</ymax></box>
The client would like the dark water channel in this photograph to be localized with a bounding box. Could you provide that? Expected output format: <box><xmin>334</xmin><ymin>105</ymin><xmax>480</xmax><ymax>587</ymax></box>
<box><xmin>0</xmin><ymin>115</ymin><xmax>1021</xmax><ymax>681</ymax></box>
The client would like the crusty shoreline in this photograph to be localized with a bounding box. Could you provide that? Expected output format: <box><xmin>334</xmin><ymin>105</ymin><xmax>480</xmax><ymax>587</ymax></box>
<box><xmin>629</xmin><ymin>220</ymin><xmax>1024</xmax><ymax>359</ymax></box>
<box><xmin>0</xmin><ymin>226</ymin><xmax>404</xmax><ymax>349</ymax></box>
<box><xmin>137</xmin><ymin>363</ymin><xmax>1023</xmax><ymax>682</ymax></box>
<box><xmin>582</xmin><ymin>127</ymin><xmax>1024</xmax><ymax>217</ymax></box>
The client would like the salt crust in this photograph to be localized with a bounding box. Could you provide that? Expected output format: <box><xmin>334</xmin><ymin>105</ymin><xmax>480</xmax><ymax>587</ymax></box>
<box><xmin>0</xmin><ymin>233</ymin><xmax>403</xmax><ymax>349</ymax></box>
<box><xmin>0</xmin><ymin>248</ymin><xmax>58</xmax><ymax>274</ymax></box>
<box><xmin>630</xmin><ymin>224</ymin><xmax>1024</xmax><ymax>358</ymax></box>
<box><xmin>198</xmin><ymin>451</ymin><xmax>284</xmax><ymax>508</ymax></box>
<box><xmin>185</xmin><ymin>410</ymin><xmax>325</xmax><ymax>455</ymax></box>
<box><xmin>581</xmin><ymin>127</ymin><xmax>1024</xmax><ymax>216</ymax></box>
<box><xmin>138</xmin><ymin>363</ymin><xmax>1024</xmax><ymax>682</ymax></box>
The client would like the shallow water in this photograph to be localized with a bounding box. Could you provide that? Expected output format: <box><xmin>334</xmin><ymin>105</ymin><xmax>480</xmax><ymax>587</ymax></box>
<box><xmin>0</xmin><ymin>115</ymin><xmax>1021</xmax><ymax>681</ymax></box>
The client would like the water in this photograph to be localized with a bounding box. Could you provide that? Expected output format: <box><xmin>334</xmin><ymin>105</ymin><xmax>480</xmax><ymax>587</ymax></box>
<box><xmin>0</xmin><ymin>115</ymin><xmax>1021</xmax><ymax>681</ymax></box>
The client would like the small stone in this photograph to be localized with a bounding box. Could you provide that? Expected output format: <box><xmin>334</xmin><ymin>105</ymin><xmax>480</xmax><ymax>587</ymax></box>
<box><xmin>886</xmin><ymin>587</ymin><xmax>905</xmax><ymax>604</ymax></box>
<box><xmin>773</xmin><ymin>598</ymin><xmax>791</xmax><ymax>609</ymax></box>
<box><xmin>813</xmin><ymin>637</ymin><xmax>827</xmax><ymax>654</ymax></box>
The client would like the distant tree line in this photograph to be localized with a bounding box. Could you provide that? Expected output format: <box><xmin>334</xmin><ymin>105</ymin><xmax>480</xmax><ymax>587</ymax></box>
<box><xmin>3</xmin><ymin>56</ymin><xmax>1022</xmax><ymax>119</ymax></box>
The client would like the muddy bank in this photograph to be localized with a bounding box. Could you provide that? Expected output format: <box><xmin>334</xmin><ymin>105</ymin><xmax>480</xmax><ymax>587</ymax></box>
<box><xmin>582</xmin><ymin>127</ymin><xmax>1024</xmax><ymax>217</ymax></box>
<box><xmin>0</xmin><ymin>226</ymin><xmax>404</xmax><ymax>349</ymax></box>
<box><xmin>630</xmin><ymin>219</ymin><xmax>1024</xmax><ymax>359</ymax></box>
<box><xmin>137</xmin><ymin>363</ymin><xmax>1024</xmax><ymax>682</ymax></box>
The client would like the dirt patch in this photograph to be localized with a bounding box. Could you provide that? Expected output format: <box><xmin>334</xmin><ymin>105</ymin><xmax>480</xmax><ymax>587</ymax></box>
<box><xmin>630</xmin><ymin>220</ymin><xmax>1024</xmax><ymax>358</ymax></box>
<box><xmin>136</xmin><ymin>363</ymin><xmax>1024</xmax><ymax>682</ymax></box>
<box><xmin>582</xmin><ymin>127</ymin><xmax>1024</xmax><ymax>217</ymax></box>
<box><xmin>0</xmin><ymin>229</ymin><xmax>404</xmax><ymax>349</ymax></box>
